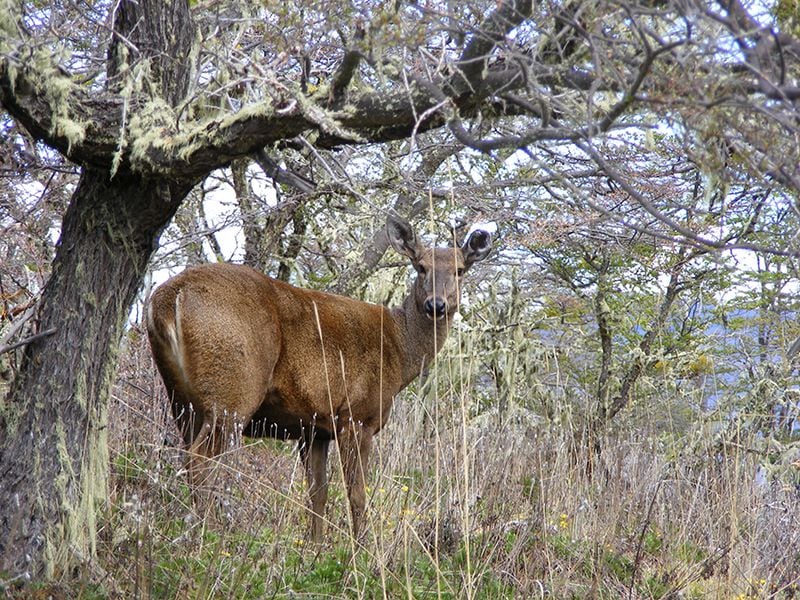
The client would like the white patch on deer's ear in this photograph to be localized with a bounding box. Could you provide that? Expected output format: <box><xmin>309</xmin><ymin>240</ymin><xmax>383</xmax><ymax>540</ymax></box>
<box><xmin>462</xmin><ymin>229</ymin><xmax>492</xmax><ymax>268</ymax></box>
<box><xmin>386</xmin><ymin>215</ymin><xmax>422</xmax><ymax>261</ymax></box>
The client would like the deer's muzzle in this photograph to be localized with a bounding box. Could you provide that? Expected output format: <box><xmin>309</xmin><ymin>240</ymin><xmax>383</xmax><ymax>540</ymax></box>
<box><xmin>423</xmin><ymin>297</ymin><xmax>447</xmax><ymax>320</ymax></box>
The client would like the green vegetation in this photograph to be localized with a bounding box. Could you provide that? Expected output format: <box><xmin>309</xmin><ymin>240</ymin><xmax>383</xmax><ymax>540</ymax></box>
<box><xmin>53</xmin><ymin>326</ymin><xmax>794</xmax><ymax>599</ymax></box>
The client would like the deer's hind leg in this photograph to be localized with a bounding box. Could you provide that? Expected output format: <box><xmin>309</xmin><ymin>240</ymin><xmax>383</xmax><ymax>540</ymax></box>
<box><xmin>185</xmin><ymin>416</ymin><xmax>215</xmax><ymax>492</ymax></box>
<box><xmin>300</xmin><ymin>436</ymin><xmax>330</xmax><ymax>542</ymax></box>
<box><xmin>154</xmin><ymin>373</ymin><xmax>216</xmax><ymax>496</ymax></box>
<box><xmin>183</xmin><ymin>409</ymin><xmax>248</xmax><ymax>518</ymax></box>
<box><xmin>171</xmin><ymin>395</ymin><xmax>204</xmax><ymax>447</ymax></box>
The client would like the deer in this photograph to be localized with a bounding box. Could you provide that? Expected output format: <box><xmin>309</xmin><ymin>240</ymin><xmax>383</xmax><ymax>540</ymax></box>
<box><xmin>146</xmin><ymin>215</ymin><xmax>492</xmax><ymax>541</ymax></box>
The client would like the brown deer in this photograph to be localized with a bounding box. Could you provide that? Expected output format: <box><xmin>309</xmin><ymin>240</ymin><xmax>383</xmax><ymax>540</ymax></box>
<box><xmin>146</xmin><ymin>215</ymin><xmax>492</xmax><ymax>541</ymax></box>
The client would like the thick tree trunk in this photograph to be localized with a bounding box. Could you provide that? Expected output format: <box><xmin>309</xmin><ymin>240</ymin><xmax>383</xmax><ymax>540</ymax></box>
<box><xmin>0</xmin><ymin>169</ymin><xmax>183</xmax><ymax>581</ymax></box>
<box><xmin>0</xmin><ymin>0</ymin><xmax>194</xmax><ymax>583</ymax></box>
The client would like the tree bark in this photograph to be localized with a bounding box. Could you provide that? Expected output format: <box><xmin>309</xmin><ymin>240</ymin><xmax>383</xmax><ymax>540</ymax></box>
<box><xmin>0</xmin><ymin>169</ymin><xmax>185</xmax><ymax>581</ymax></box>
<box><xmin>0</xmin><ymin>0</ymin><xmax>195</xmax><ymax>581</ymax></box>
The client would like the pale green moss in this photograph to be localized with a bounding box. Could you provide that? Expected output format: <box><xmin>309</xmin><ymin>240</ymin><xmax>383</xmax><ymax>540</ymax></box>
<box><xmin>112</xmin><ymin>56</ymin><xmax>167</xmax><ymax>176</ymax></box>
<box><xmin>110</xmin><ymin>47</ymin><xmax>132</xmax><ymax>178</ymax></box>
<box><xmin>128</xmin><ymin>97</ymin><xmax>178</xmax><ymax>171</ymax></box>
<box><xmin>0</xmin><ymin>0</ymin><xmax>18</xmax><ymax>47</ymax></box>
<box><xmin>29</xmin><ymin>48</ymin><xmax>87</xmax><ymax>153</ymax></box>
<box><xmin>44</xmin><ymin>416</ymin><xmax>74</xmax><ymax>579</ymax></box>
<box><xmin>218</xmin><ymin>98</ymin><xmax>276</xmax><ymax>127</ymax></box>
<box><xmin>125</xmin><ymin>84</ymin><xmax>371</xmax><ymax>173</ymax></box>
<box><xmin>129</xmin><ymin>98</ymin><xmax>276</xmax><ymax>171</ymax></box>
<box><xmin>132</xmin><ymin>89</ymin><xmax>364</xmax><ymax>171</ymax></box>
<box><xmin>41</xmin><ymin>337</ymin><xmax>110</xmax><ymax>578</ymax></box>
<box><xmin>177</xmin><ymin>100</ymin><xmax>278</xmax><ymax>161</ymax></box>
<box><xmin>74</xmin><ymin>366</ymin><xmax>109</xmax><ymax>567</ymax></box>
<box><xmin>54</xmin><ymin>118</ymin><xmax>86</xmax><ymax>150</ymax></box>
<box><xmin>295</xmin><ymin>90</ymin><xmax>364</xmax><ymax>142</ymax></box>
<box><xmin>2</xmin><ymin>4</ymin><xmax>86</xmax><ymax>155</ymax></box>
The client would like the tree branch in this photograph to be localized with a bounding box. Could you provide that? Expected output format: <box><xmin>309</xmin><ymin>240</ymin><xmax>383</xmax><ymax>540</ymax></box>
<box><xmin>0</xmin><ymin>328</ymin><xmax>56</xmax><ymax>356</ymax></box>
<box><xmin>452</xmin><ymin>0</ymin><xmax>533</xmax><ymax>96</ymax></box>
<box><xmin>330</xmin><ymin>142</ymin><xmax>462</xmax><ymax>296</ymax></box>
<box><xmin>328</xmin><ymin>24</ymin><xmax>366</xmax><ymax>109</ymax></box>
<box><xmin>253</xmin><ymin>149</ymin><xmax>316</xmax><ymax>194</ymax></box>
<box><xmin>712</xmin><ymin>0</ymin><xmax>800</xmax><ymax>100</ymax></box>
<box><xmin>0</xmin><ymin>53</ymin><xmax>532</xmax><ymax>180</ymax></box>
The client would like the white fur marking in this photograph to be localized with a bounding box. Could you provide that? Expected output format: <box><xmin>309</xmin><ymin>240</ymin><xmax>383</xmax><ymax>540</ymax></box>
<box><xmin>171</xmin><ymin>290</ymin><xmax>189</xmax><ymax>384</ymax></box>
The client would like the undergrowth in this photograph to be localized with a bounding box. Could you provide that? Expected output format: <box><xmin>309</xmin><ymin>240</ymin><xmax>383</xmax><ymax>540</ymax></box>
<box><xmin>44</xmin><ymin>330</ymin><xmax>800</xmax><ymax>598</ymax></box>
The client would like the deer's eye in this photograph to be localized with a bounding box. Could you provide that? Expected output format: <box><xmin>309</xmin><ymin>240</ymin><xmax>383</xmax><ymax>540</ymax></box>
<box><xmin>416</xmin><ymin>264</ymin><xmax>427</xmax><ymax>276</ymax></box>
<box><xmin>456</xmin><ymin>268</ymin><xmax>465</xmax><ymax>277</ymax></box>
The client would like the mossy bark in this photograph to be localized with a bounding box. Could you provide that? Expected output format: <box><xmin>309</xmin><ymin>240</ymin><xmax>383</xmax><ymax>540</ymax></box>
<box><xmin>0</xmin><ymin>0</ymin><xmax>196</xmax><ymax>583</ymax></box>
<box><xmin>0</xmin><ymin>169</ymin><xmax>184</xmax><ymax>581</ymax></box>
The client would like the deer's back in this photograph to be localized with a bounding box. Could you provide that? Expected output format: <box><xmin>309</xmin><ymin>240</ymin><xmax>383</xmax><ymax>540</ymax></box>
<box><xmin>148</xmin><ymin>263</ymin><xmax>405</xmax><ymax>437</ymax></box>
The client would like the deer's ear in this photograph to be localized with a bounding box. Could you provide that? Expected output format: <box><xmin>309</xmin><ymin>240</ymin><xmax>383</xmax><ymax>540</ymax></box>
<box><xmin>462</xmin><ymin>229</ymin><xmax>492</xmax><ymax>269</ymax></box>
<box><xmin>387</xmin><ymin>216</ymin><xmax>422</xmax><ymax>261</ymax></box>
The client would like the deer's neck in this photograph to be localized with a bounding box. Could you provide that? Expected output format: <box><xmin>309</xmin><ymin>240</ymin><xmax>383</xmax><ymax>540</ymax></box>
<box><xmin>390</xmin><ymin>293</ymin><xmax>451</xmax><ymax>388</ymax></box>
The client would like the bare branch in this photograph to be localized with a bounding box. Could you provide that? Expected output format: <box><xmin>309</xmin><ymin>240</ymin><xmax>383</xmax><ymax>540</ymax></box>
<box><xmin>330</xmin><ymin>142</ymin><xmax>462</xmax><ymax>296</ymax></box>
<box><xmin>452</xmin><ymin>0</ymin><xmax>533</xmax><ymax>96</ymax></box>
<box><xmin>253</xmin><ymin>149</ymin><xmax>316</xmax><ymax>194</ymax></box>
<box><xmin>0</xmin><ymin>328</ymin><xmax>56</xmax><ymax>355</ymax></box>
<box><xmin>576</xmin><ymin>141</ymin><xmax>798</xmax><ymax>257</ymax></box>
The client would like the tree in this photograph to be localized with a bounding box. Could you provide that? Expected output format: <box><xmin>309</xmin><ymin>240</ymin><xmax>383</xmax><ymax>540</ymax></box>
<box><xmin>0</xmin><ymin>0</ymin><xmax>537</xmax><ymax>582</ymax></box>
<box><xmin>2</xmin><ymin>0</ymin><xmax>800</xmax><ymax>585</ymax></box>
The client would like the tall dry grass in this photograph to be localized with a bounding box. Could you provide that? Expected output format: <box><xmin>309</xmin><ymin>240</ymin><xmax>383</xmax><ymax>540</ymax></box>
<box><xmin>99</xmin><ymin>327</ymin><xmax>799</xmax><ymax>599</ymax></box>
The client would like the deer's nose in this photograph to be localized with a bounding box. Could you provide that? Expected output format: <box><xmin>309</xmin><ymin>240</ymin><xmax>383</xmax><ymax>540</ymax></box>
<box><xmin>424</xmin><ymin>297</ymin><xmax>447</xmax><ymax>319</ymax></box>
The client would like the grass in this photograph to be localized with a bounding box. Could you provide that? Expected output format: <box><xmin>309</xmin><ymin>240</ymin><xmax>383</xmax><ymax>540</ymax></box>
<box><xmin>37</xmin><ymin>333</ymin><xmax>797</xmax><ymax>598</ymax></box>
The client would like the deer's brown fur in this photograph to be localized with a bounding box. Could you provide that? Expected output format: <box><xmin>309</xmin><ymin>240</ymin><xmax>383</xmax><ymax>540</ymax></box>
<box><xmin>147</xmin><ymin>216</ymin><xmax>491</xmax><ymax>540</ymax></box>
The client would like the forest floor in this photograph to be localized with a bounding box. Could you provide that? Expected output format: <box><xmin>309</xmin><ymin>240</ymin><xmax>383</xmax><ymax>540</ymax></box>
<box><xmin>14</xmin><ymin>332</ymin><xmax>799</xmax><ymax>599</ymax></box>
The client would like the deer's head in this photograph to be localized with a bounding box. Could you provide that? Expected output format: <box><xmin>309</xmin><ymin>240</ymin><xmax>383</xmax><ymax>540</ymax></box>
<box><xmin>387</xmin><ymin>215</ymin><xmax>492</xmax><ymax>320</ymax></box>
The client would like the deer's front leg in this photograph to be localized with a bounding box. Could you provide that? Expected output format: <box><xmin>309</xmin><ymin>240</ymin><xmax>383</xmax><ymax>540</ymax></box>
<box><xmin>337</xmin><ymin>419</ymin><xmax>373</xmax><ymax>540</ymax></box>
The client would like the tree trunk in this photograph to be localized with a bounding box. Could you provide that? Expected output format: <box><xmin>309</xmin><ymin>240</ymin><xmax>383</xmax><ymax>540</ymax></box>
<box><xmin>0</xmin><ymin>168</ymin><xmax>184</xmax><ymax>581</ymax></box>
<box><xmin>593</xmin><ymin>253</ymin><xmax>613</xmax><ymax>422</ymax></box>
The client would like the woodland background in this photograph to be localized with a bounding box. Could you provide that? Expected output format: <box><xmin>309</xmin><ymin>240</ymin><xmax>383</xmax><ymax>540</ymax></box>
<box><xmin>1</xmin><ymin>0</ymin><xmax>800</xmax><ymax>597</ymax></box>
